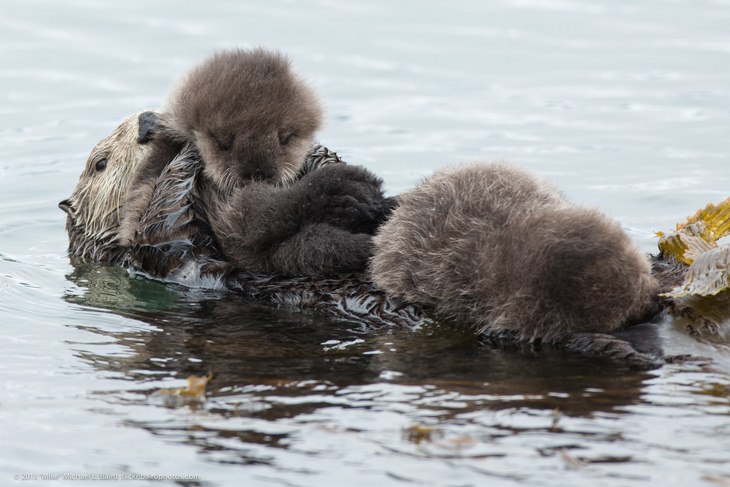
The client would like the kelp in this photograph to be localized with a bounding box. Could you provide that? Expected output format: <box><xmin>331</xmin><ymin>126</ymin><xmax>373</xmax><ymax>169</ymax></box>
<box><xmin>657</xmin><ymin>221</ymin><xmax>715</xmax><ymax>266</ymax></box>
<box><xmin>659</xmin><ymin>196</ymin><xmax>730</xmax><ymax>299</ymax></box>
<box><xmin>154</xmin><ymin>374</ymin><xmax>212</xmax><ymax>408</ymax></box>
<box><xmin>682</xmin><ymin>196</ymin><xmax>730</xmax><ymax>238</ymax></box>
<box><xmin>664</xmin><ymin>246</ymin><xmax>730</xmax><ymax>299</ymax></box>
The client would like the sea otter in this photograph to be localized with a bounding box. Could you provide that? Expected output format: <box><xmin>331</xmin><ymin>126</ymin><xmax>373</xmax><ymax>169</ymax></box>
<box><xmin>119</xmin><ymin>48</ymin><xmax>394</xmax><ymax>276</ymax></box>
<box><xmin>60</xmin><ymin>113</ymin><xmax>670</xmax><ymax>368</ymax></box>
<box><xmin>371</xmin><ymin>164</ymin><xmax>660</xmax><ymax>343</ymax></box>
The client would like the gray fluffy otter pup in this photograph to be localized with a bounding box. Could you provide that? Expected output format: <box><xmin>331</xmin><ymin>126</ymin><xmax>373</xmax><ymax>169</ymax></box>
<box><xmin>371</xmin><ymin>163</ymin><xmax>660</xmax><ymax>343</ymax></box>
<box><xmin>120</xmin><ymin>48</ymin><xmax>394</xmax><ymax>276</ymax></box>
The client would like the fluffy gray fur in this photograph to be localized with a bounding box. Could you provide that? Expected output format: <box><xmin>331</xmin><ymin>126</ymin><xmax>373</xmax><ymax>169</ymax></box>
<box><xmin>371</xmin><ymin>163</ymin><xmax>659</xmax><ymax>343</ymax></box>
<box><xmin>119</xmin><ymin>49</ymin><xmax>394</xmax><ymax>276</ymax></box>
<box><xmin>202</xmin><ymin>162</ymin><xmax>394</xmax><ymax>276</ymax></box>
<box><xmin>120</xmin><ymin>48</ymin><xmax>321</xmax><ymax>246</ymax></box>
<box><xmin>167</xmin><ymin>48</ymin><xmax>323</xmax><ymax>192</ymax></box>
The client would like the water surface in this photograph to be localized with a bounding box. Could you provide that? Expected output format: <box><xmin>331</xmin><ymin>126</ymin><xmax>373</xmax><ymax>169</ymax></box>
<box><xmin>1</xmin><ymin>1</ymin><xmax>730</xmax><ymax>485</ymax></box>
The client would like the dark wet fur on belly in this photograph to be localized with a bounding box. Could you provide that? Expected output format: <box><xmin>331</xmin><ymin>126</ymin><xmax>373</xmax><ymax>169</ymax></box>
<box><xmin>123</xmin><ymin>145</ymin><xmax>228</xmax><ymax>280</ymax></box>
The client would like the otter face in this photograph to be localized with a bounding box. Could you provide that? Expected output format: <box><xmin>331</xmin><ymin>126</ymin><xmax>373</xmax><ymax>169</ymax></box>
<box><xmin>192</xmin><ymin>119</ymin><xmax>316</xmax><ymax>188</ymax></box>
<box><xmin>168</xmin><ymin>48</ymin><xmax>323</xmax><ymax>192</ymax></box>
<box><xmin>59</xmin><ymin>111</ymin><xmax>157</xmax><ymax>262</ymax></box>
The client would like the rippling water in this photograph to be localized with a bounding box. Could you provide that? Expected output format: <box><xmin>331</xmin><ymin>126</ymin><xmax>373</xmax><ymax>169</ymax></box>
<box><xmin>2</xmin><ymin>0</ymin><xmax>730</xmax><ymax>485</ymax></box>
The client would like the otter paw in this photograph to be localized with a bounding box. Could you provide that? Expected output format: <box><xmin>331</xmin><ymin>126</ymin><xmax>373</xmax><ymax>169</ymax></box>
<box><xmin>299</xmin><ymin>164</ymin><xmax>391</xmax><ymax>233</ymax></box>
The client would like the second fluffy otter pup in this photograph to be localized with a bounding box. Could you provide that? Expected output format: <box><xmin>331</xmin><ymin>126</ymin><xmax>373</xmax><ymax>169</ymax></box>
<box><xmin>120</xmin><ymin>49</ymin><xmax>394</xmax><ymax>276</ymax></box>
<box><xmin>371</xmin><ymin>164</ymin><xmax>659</xmax><ymax>342</ymax></box>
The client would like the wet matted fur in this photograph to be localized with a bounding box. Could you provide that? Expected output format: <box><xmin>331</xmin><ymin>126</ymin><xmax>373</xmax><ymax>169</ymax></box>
<box><xmin>59</xmin><ymin>111</ymin><xmax>157</xmax><ymax>262</ymax></box>
<box><xmin>371</xmin><ymin>163</ymin><xmax>660</xmax><ymax>343</ymax></box>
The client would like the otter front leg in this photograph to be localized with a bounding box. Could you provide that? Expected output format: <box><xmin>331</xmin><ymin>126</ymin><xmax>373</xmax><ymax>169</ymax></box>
<box><xmin>118</xmin><ymin>130</ymin><xmax>185</xmax><ymax>246</ymax></box>
<box><xmin>207</xmin><ymin>174</ymin><xmax>384</xmax><ymax>276</ymax></box>
<box><xmin>207</xmin><ymin>185</ymin><xmax>374</xmax><ymax>275</ymax></box>
<box><xmin>269</xmin><ymin>223</ymin><xmax>373</xmax><ymax>276</ymax></box>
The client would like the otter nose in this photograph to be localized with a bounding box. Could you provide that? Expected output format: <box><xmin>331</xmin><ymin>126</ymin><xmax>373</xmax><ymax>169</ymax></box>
<box><xmin>251</xmin><ymin>168</ymin><xmax>267</xmax><ymax>181</ymax></box>
<box><xmin>240</xmin><ymin>162</ymin><xmax>273</xmax><ymax>182</ymax></box>
<box><xmin>58</xmin><ymin>199</ymin><xmax>73</xmax><ymax>216</ymax></box>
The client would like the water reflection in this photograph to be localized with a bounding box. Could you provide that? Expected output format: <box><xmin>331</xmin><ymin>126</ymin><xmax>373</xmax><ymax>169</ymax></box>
<box><xmin>61</xmin><ymin>261</ymin><xmax>661</xmax><ymax>468</ymax></box>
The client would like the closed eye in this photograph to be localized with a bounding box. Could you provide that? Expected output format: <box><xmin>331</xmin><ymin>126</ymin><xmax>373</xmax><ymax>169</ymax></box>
<box><xmin>278</xmin><ymin>131</ymin><xmax>296</xmax><ymax>146</ymax></box>
<box><xmin>212</xmin><ymin>133</ymin><xmax>233</xmax><ymax>151</ymax></box>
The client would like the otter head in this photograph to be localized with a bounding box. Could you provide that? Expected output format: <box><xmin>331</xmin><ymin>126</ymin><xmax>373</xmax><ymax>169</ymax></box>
<box><xmin>59</xmin><ymin>111</ymin><xmax>159</xmax><ymax>262</ymax></box>
<box><xmin>167</xmin><ymin>48</ymin><xmax>323</xmax><ymax>191</ymax></box>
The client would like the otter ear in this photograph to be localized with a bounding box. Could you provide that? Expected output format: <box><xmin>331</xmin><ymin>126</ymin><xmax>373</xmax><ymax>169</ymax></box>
<box><xmin>137</xmin><ymin>111</ymin><xmax>159</xmax><ymax>144</ymax></box>
<box><xmin>58</xmin><ymin>199</ymin><xmax>73</xmax><ymax>216</ymax></box>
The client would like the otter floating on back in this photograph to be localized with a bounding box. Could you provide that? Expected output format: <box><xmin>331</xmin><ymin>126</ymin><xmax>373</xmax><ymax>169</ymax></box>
<box><xmin>60</xmin><ymin>112</ymin><xmax>672</xmax><ymax>368</ymax></box>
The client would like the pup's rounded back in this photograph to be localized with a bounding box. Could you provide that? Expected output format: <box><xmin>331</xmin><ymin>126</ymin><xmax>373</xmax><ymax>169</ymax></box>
<box><xmin>371</xmin><ymin>163</ymin><xmax>658</xmax><ymax>342</ymax></box>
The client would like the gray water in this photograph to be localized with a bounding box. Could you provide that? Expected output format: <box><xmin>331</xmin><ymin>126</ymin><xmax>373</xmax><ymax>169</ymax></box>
<box><xmin>1</xmin><ymin>0</ymin><xmax>730</xmax><ymax>485</ymax></box>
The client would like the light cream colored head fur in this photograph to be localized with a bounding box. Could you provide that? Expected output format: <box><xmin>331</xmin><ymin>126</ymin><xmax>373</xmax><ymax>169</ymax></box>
<box><xmin>60</xmin><ymin>112</ymin><xmax>154</xmax><ymax>261</ymax></box>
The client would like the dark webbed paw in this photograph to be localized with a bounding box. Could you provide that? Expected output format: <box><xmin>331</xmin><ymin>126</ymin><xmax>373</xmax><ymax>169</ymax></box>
<box><xmin>298</xmin><ymin>164</ymin><xmax>393</xmax><ymax>233</ymax></box>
